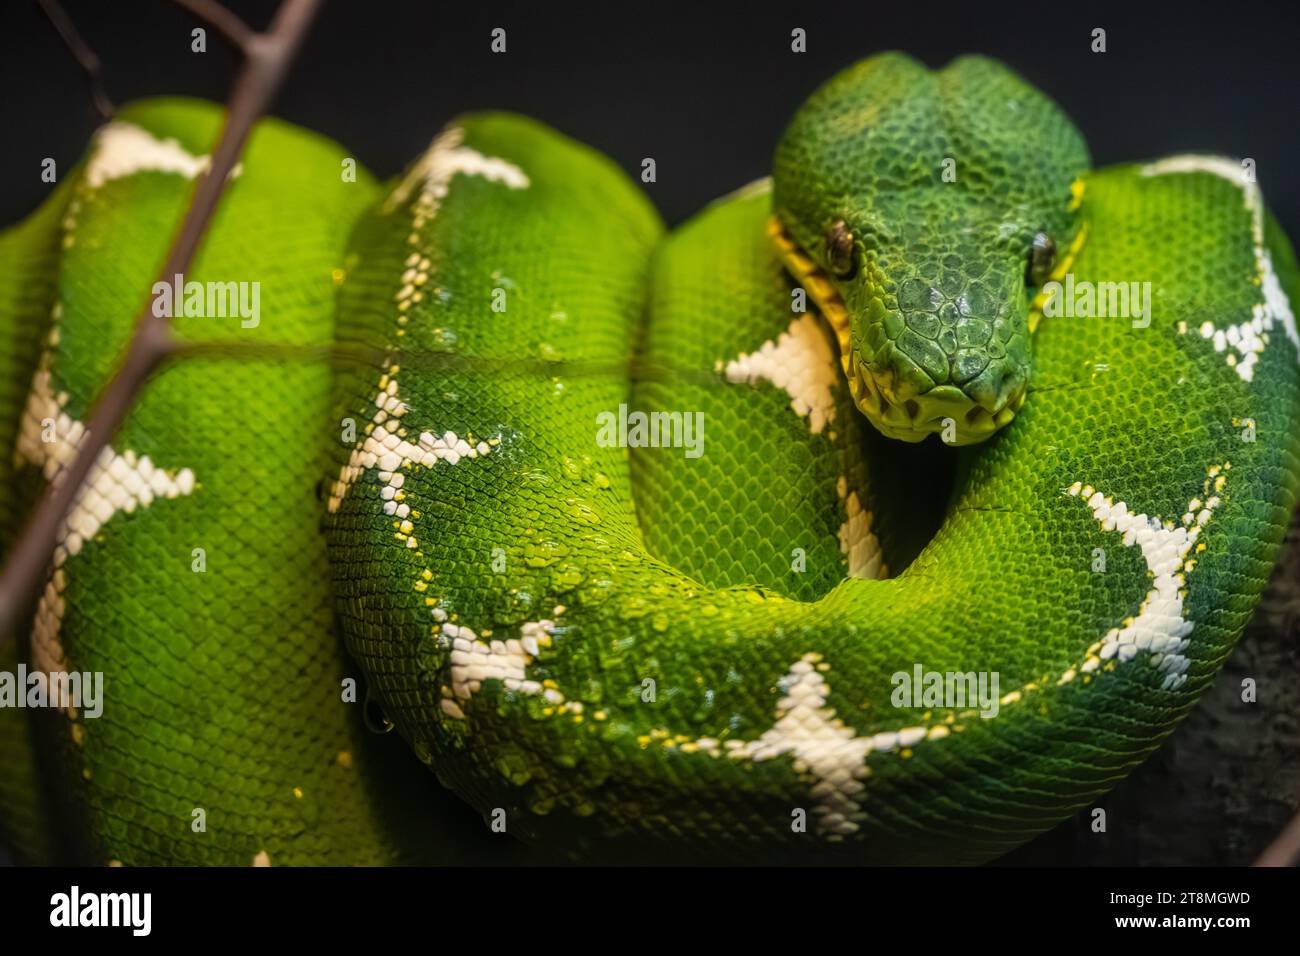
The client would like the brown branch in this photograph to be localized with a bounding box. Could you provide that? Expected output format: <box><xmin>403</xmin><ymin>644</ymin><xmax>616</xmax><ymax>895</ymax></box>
<box><xmin>0</xmin><ymin>0</ymin><xmax>323</xmax><ymax>646</ymax></box>
<box><xmin>1254</xmin><ymin>809</ymin><xmax>1300</xmax><ymax>866</ymax></box>
<box><xmin>167</xmin><ymin>340</ymin><xmax>723</xmax><ymax>388</ymax></box>
<box><xmin>38</xmin><ymin>0</ymin><xmax>114</xmax><ymax>119</ymax></box>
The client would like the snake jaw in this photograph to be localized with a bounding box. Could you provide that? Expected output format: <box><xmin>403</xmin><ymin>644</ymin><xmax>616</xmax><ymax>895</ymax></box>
<box><xmin>849</xmin><ymin>356</ymin><xmax>1025</xmax><ymax>445</ymax></box>
<box><xmin>769</xmin><ymin>215</ymin><xmax>1027</xmax><ymax>445</ymax></box>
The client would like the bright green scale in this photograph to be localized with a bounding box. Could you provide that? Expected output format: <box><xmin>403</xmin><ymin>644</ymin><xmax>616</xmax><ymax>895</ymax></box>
<box><xmin>2</xmin><ymin>54</ymin><xmax>1297</xmax><ymax>864</ymax></box>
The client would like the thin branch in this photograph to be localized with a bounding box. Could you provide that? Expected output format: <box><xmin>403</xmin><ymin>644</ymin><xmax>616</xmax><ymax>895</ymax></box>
<box><xmin>1255</xmin><ymin>809</ymin><xmax>1300</xmax><ymax>866</ymax></box>
<box><xmin>168</xmin><ymin>340</ymin><xmax>725</xmax><ymax>388</ymax></box>
<box><xmin>0</xmin><ymin>0</ymin><xmax>323</xmax><ymax>646</ymax></box>
<box><xmin>38</xmin><ymin>0</ymin><xmax>114</xmax><ymax>119</ymax></box>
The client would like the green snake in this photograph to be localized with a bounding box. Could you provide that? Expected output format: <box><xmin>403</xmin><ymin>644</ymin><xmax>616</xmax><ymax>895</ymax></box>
<box><xmin>1</xmin><ymin>52</ymin><xmax>1297</xmax><ymax>865</ymax></box>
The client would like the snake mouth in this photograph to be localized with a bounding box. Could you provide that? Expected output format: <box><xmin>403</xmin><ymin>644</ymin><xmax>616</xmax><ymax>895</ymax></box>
<box><xmin>852</xmin><ymin>374</ymin><xmax>1025</xmax><ymax>444</ymax></box>
<box><xmin>768</xmin><ymin>215</ymin><xmax>1025</xmax><ymax>445</ymax></box>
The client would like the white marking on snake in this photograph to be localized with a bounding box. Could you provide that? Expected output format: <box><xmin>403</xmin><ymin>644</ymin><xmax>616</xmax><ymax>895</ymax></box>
<box><xmin>83</xmin><ymin>120</ymin><xmax>234</xmax><ymax>189</ymax></box>
<box><xmin>693</xmin><ymin>471</ymin><xmax>1228</xmax><ymax>835</ymax></box>
<box><xmin>836</xmin><ymin>475</ymin><xmax>885</xmax><ymax>580</ymax></box>
<box><xmin>718</xmin><ymin>654</ymin><xmax>921</xmax><ymax>839</ymax></box>
<box><xmin>22</xmin><ymin>119</ymin><xmax>208</xmax><ymax>706</ymax></box>
<box><xmin>331</xmin><ymin>128</ymin><xmax>526</xmax><ymax>512</ymax></box>
<box><xmin>62</xmin><ymin>120</ymin><xmax>237</xmax><ymax>245</ymax></box>
<box><xmin>383</xmin><ymin>126</ymin><xmax>530</xmax><ymax>214</ymax></box>
<box><xmin>721</xmin><ymin>316</ymin><xmax>882</xmax><ymax>577</ymax></box>
<box><xmin>1065</xmin><ymin>473</ymin><xmax>1225</xmax><ymax>690</ymax></box>
<box><xmin>720</xmin><ymin>314</ymin><xmax>839</xmax><ymax>434</ymax></box>
<box><xmin>16</xmin><ymin>320</ymin><xmax>196</xmax><ymax>701</ymax></box>
<box><xmin>437</xmin><ymin>620</ymin><xmax>560</xmax><ymax>717</ymax></box>
<box><xmin>334</xmin><ymin>132</ymin><xmax>554</xmax><ymax>713</ymax></box>
<box><xmin>1141</xmin><ymin>155</ymin><xmax>1298</xmax><ymax>381</ymax></box>
<box><xmin>327</xmin><ymin>374</ymin><xmax>491</xmax><ymax>514</ymax></box>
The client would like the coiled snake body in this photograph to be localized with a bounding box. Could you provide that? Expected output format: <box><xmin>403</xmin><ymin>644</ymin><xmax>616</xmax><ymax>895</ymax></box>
<box><xmin>1</xmin><ymin>53</ymin><xmax>1297</xmax><ymax>865</ymax></box>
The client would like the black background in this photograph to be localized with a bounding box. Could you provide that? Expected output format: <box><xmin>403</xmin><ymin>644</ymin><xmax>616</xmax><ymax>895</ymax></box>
<box><xmin>1</xmin><ymin>0</ymin><xmax>1298</xmax><ymax>232</ymax></box>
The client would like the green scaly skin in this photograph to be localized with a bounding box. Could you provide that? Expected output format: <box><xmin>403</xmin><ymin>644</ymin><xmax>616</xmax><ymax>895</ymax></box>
<box><xmin>2</xmin><ymin>53</ymin><xmax>1299</xmax><ymax>864</ymax></box>
<box><xmin>0</xmin><ymin>100</ymin><xmax>523</xmax><ymax>865</ymax></box>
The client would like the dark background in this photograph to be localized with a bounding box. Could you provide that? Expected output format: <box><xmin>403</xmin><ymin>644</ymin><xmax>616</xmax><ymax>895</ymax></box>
<box><xmin>1</xmin><ymin>0</ymin><xmax>1298</xmax><ymax>233</ymax></box>
<box><xmin>2</xmin><ymin>0</ymin><xmax>1299</xmax><ymax>866</ymax></box>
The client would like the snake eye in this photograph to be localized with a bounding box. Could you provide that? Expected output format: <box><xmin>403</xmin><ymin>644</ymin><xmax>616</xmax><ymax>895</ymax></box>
<box><xmin>824</xmin><ymin>219</ymin><xmax>857</xmax><ymax>278</ymax></box>
<box><xmin>1027</xmin><ymin>231</ymin><xmax>1056</xmax><ymax>286</ymax></box>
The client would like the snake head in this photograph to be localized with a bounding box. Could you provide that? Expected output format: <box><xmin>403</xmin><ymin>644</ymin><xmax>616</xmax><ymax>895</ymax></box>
<box><xmin>772</xmin><ymin>53</ymin><xmax>1089</xmax><ymax>444</ymax></box>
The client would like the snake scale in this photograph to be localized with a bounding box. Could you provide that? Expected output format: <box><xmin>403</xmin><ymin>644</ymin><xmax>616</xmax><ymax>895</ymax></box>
<box><xmin>0</xmin><ymin>53</ymin><xmax>1297</xmax><ymax>865</ymax></box>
